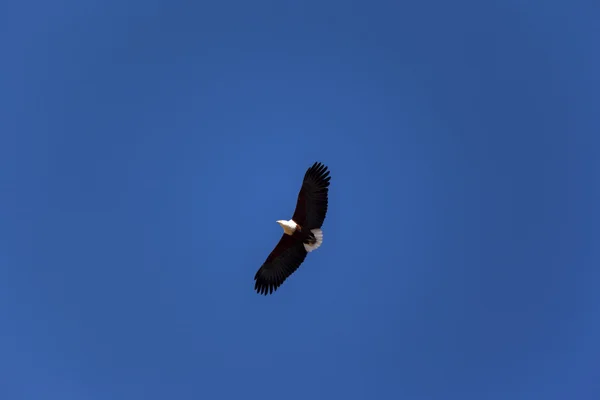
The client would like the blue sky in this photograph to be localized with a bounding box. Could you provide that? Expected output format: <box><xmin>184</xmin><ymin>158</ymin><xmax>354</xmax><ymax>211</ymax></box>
<box><xmin>1</xmin><ymin>1</ymin><xmax>598</xmax><ymax>399</ymax></box>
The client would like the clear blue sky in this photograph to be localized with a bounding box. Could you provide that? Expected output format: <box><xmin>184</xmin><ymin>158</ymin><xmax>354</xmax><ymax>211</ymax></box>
<box><xmin>1</xmin><ymin>1</ymin><xmax>598</xmax><ymax>399</ymax></box>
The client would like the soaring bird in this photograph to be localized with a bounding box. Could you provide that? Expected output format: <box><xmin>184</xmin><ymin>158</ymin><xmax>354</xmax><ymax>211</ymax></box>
<box><xmin>254</xmin><ymin>162</ymin><xmax>331</xmax><ymax>295</ymax></box>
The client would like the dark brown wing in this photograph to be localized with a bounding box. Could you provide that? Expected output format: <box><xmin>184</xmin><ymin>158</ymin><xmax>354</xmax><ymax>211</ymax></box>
<box><xmin>254</xmin><ymin>234</ymin><xmax>308</xmax><ymax>295</ymax></box>
<box><xmin>291</xmin><ymin>162</ymin><xmax>331</xmax><ymax>229</ymax></box>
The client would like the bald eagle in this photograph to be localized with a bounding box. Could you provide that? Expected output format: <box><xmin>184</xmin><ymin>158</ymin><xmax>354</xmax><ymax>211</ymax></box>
<box><xmin>254</xmin><ymin>162</ymin><xmax>331</xmax><ymax>295</ymax></box>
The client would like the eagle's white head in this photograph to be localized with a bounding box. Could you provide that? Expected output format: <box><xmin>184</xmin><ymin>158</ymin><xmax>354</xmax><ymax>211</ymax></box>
<box><xmin>277</xmin><ymin>219</ymin><xmax>298</xmax><ymax>235</ymax></box>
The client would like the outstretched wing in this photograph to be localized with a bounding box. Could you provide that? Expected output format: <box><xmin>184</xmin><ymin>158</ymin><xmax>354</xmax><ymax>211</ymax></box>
<box><xmin>292</xmin><ymin>162</ymin><xmax>331</xmax><ymax>229</ymax></box>
<box><xmin>254</xmin><ymin>234</ymin><xmax>308</xmax><ymax>295</ymax></box>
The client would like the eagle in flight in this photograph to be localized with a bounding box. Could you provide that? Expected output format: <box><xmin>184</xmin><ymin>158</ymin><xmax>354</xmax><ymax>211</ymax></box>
<box><xmin>254</xmin><ymin>162</ymin><xmax>331</xmax><ymax>295</ymax></box>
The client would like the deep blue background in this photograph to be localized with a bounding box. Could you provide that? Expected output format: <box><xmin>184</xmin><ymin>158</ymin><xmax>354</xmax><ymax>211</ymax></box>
<box><xmin>1</xmin><ymin>1</ymin><xmax>598</xmax><ymax>399</ymax></box>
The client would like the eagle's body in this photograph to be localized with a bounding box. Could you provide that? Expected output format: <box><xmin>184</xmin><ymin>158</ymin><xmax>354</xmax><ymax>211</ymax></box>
<box><xmin>254</xmin><ymin>162</ymin><xmax>331</xmax><ymax>295</ymax></box>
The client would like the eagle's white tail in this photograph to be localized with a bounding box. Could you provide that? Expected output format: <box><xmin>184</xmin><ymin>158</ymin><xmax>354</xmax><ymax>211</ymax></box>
<box><xmin>303</xmin><ymin>229</ymin><xmax>323</xmax><ymax>253</ymax></box>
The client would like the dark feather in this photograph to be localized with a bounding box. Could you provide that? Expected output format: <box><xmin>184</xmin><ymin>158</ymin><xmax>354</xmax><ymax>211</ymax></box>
<box><xmin>292</xmin><ymin>162</ymin><xmax>331</xmax><ymax>229</ymax></box>
<box><xmin>254</xmin><ymin>235</ymin><xmax>308</xmax><ymax>295</ymax></box>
